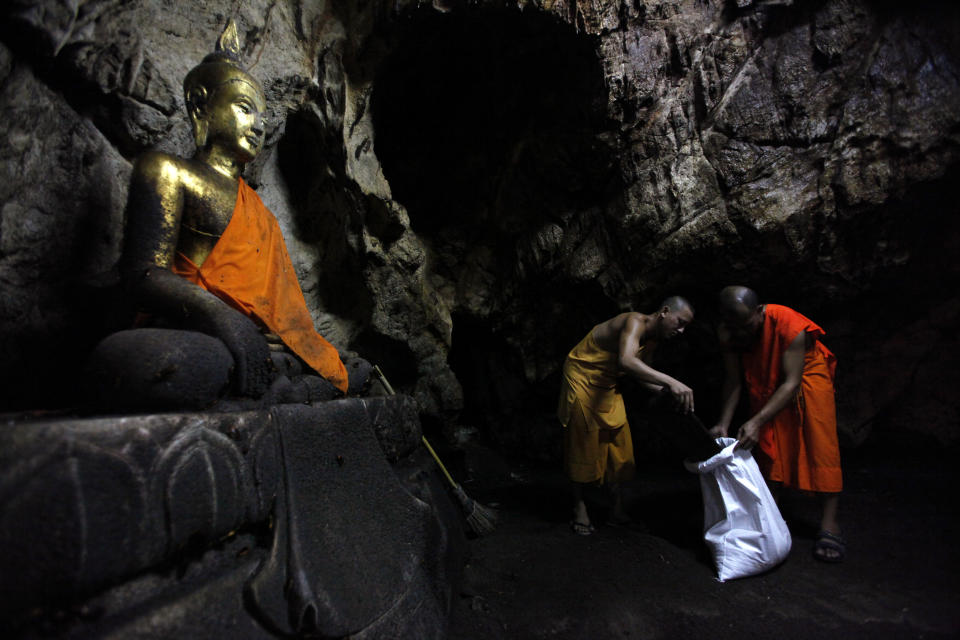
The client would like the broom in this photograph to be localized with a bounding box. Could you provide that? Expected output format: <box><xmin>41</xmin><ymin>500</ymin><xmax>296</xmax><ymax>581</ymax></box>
<box><xmin>373</xmin><ymin>365</ymin><xmax>498</xmax><ymax>536</ymax></box>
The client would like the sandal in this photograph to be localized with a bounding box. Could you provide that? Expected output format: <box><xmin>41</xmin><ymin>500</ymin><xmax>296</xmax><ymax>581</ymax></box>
<box><xmin>813</xmin><ymin>530</ymin><xmax>846</xmax><ymax>563</ymax></box>
<box><xmin>570</xmin><ymin>520</ymin><xmax>595</xmax><ymax>536</ymax></box>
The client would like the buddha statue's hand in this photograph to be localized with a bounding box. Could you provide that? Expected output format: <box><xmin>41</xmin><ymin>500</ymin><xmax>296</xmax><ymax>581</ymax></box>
<box><xmin>343</xmin><ymin>355</ymin><xmax>373</xmax><ymax>396</ymax></box>
<box><xmin>211</xmin><ymin>311</ymin><xmax>274</xmax><ymax>398</ymax></box>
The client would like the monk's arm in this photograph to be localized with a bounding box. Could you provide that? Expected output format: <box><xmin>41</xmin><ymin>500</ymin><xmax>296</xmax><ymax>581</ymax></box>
<box><xmin>617</xmin><ymin>315</ymin><xmax>694</xmax><ymax>413</ymax></box>
<box><xmin>120</xmin><ymin>153</ymin><xmax>271</xmax><ymax>397</ymax></box>
<box><xmin>710</xmin><ymin>349</ymin><xmax>742</xmax><ymax>437</ymax></box>
<box><xmin>736</xmin><ymin>331</ymin><xmax>807</xmax><ymax>449</ymax></box>
<box><xmin>638</xmin><ymin>381</ymin><xmax>668</xmax><ymax>394</ymax></box>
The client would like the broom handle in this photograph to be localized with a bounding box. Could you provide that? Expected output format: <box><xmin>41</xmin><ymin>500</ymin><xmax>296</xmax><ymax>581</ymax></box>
<box><xmin>373</xmin><ymin>364</ymin><xmax>459</xmax><ymax>489</ymax></box>
<box><xmin>373</xmin><ymin>365</ymin><xmax>396</xmax><ymax>395</ymax></box>
<box><xmin>420</xmin><ymin>436</ymin><xmax>458</xmax><ymax>489</ymax></box>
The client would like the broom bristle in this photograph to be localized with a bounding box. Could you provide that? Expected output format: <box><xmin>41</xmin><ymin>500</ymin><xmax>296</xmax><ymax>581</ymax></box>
<box><xmin>453</xmin><ymin>485</ymin><xmax>498</xmax><ymax>536</ymax></box>
<box><xmin>374</xmin><ymin>365</ymin><xmax>499</xmax><ymax>535</ymax></box>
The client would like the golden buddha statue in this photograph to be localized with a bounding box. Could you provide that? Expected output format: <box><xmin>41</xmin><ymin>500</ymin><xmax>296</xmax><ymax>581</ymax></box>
<box><xmin>99</xmin><ymin>21</ymin><xmax>359</xmax><ymax>409</ymax></box>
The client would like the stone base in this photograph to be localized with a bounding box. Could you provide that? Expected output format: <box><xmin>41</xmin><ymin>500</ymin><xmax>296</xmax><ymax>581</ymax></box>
<box><xmin>0</xmin><ymin>397</ymin><xmax>464</xmax><ymax>638</ymax></box>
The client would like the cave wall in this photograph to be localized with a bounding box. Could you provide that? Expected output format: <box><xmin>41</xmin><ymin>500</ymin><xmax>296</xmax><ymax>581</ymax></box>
<box><xmin>1</xmin><ymin>0</ymin><xmax>958</xmax><ymax>451</ymax></box>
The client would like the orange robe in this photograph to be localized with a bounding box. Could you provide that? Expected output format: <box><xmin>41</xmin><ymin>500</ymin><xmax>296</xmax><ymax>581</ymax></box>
<box><xmin>172</xmin><ymin>178</ymin><xmax>348</xmax><ymax>393</ymax></box>
<box><xmin>558</xmin><ymin>331</ymin><xmax>635</xmax><ymax>484</ymax></box>
<box><xmin>742</xmin><ymin>304</ymin><xmax>841</xmax><ymax>492</ymax></box>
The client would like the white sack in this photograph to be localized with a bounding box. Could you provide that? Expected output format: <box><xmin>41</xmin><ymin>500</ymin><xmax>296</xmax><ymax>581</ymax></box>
<box><xmin>684</xmin><ymin>437</ymin><xmax>792</xmax><ymax>581</ymax></box>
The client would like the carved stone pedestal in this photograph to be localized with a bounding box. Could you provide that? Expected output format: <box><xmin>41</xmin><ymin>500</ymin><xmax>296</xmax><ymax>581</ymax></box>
<box><xmin>0</xmin><ymin>397</ymin><xmax>464</xmax><ymax>639</ymax></box>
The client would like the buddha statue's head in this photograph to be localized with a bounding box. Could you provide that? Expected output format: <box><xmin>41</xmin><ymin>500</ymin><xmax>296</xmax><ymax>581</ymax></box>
<box><xmin>183</xmin><ymin>20</ymin><xmax>267</xmax><ymax>163</ymax></box>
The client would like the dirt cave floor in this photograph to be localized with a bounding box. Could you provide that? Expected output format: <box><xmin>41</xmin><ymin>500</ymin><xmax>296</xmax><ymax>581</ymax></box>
<box><xmin>446</xmin><ymin>432</ymin><xmax>959</xmax><ymax>640</ymax></box>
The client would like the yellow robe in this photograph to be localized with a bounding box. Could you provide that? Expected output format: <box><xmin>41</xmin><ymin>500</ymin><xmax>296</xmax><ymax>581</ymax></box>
<box><xmin>558</xmin><ymin>331</ymin><xmax>635</xmax><ymax>484</ymax></box>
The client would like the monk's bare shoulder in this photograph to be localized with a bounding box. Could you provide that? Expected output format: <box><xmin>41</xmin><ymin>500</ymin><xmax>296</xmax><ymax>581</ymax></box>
<box><xmin>625</xmin><ymin>311</ymin><xmax>647</xmax><ymax>325</ymax></box>
<box><xmin>616</xmin><ymin>312</ymin><xmax>648</xmax><ymax>335</ymax></box>
<box><xmin>593</xmin><ymin>312</ymin><xmax>643</xmax><ymax>351</ymax></box>
<box><xmin>625</xmin><ymin>311</ymin><xmax>652</xmax><ymax>342</ymax></box>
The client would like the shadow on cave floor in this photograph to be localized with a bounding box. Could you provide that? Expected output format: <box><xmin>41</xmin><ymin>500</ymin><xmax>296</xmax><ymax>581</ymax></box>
<box><xmin>447</xmin><ymin>431</ymin><xmax>960</xmax><ymax>639</ymax></box>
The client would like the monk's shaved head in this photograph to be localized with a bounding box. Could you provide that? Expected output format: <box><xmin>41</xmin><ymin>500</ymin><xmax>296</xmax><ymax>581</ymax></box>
<box><xmin>652</xmin><ymin>295</ymin><xmax>694</xmax><ymax>340</ymax></box>
<box><xmin>660</xmin><ymin>295</ymin><xmax>694</xmax><ymax>315</ymax></box>
<box><xmin>719</xmin><ymin>286</ymin><xmax>760</xmax><ymax>320</ymax></box>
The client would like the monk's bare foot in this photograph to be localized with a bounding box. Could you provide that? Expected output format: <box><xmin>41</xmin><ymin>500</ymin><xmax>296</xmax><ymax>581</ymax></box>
<box><xmin>571</xmin><ymin>501</ymin><xmax>593</xmax><ymax>535</ymax></box>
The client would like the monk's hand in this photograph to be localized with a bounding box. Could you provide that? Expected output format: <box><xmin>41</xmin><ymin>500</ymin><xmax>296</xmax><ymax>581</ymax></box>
<box><xmin>709</xmin><ymin>423</ymin><xmax>728</xmax><ymax>438</ymax></box>
<box><xmin>667</xmin><ymin>381</ymin><xmax>694</xmax><ymax>414</ymax></box>
<box><xmin>735</xmin><ymin>419</ymin><xmax>760</xmax><ymax>450</ymax></box>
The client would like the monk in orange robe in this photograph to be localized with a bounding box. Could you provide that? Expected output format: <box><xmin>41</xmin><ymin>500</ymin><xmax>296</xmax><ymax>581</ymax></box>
<box><xmin>712</xmin><ymin>286</ymin><xmax>845</xmax><ymax>562</ymax></box>
<box><xmin>558</xmin><ymin>297</ymin><xmax>695</xmax><ymax>535</ymax></box>
<box><xmin>172</xmin><ymin>178</ymin><xmax>348</xmax><ymax>393</ymax></box>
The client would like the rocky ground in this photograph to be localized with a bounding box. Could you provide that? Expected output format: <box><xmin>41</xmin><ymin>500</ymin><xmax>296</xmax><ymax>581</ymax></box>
<box><xmin>446</xmin><ymin>431</ymin><xmax>959</xmax><ymax>639</ymax></box>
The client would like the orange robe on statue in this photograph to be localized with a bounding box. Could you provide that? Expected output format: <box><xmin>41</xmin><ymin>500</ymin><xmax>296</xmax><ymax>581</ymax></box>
<box><xmin>741</xmin><ymin>304</ymin><xmax>841</xmax><ymax>493</ymax></box>
<box><xmin>558</xmin><ymin>331</ymin><xmax>636</xmax><ymax>484</ymax></box>
<box><xmin>172</xmin><ymin>178</ymin><xmax>348</xmax><ymax>393</ymax></box>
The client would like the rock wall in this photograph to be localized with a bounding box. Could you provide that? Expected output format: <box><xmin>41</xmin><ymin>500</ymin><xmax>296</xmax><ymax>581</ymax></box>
<box><xmin>2</xmin><ymin>0</ymin><xmax>959</xmax><ymax>449</ymax></box>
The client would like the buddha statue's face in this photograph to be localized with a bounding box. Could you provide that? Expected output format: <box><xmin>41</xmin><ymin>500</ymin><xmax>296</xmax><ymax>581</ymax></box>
<box><xmin>200</xmin><ymin>78</ymin><xmax>267</xmax><ymax>163</ymax></box>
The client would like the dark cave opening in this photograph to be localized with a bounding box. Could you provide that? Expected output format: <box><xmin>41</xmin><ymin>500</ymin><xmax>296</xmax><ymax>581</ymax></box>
<box><xmin>372</xmin><ymin>5</ymin><xmax>622</xmax><ymax>454</ymax></box>
<box><xmin>447</xmin><ymin>312</ymin><xmax>521</xmax><ymax>446</ymax></box>
<box><xmin>371</xmin><ymin>5</ymin><xmax>614</xmax><ymax>237</ymax></box>
<box><xmin>275</xmin><ymin>107</ymin><xmax>380</xmax><ymax>329</ymax></box>
<box><xmin>446</xmin><ymin>279</ymin><xmax>623</xmax><ymax>457</ymax></box>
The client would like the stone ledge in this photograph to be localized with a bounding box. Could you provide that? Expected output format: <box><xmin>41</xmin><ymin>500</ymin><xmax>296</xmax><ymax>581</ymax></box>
<box><xmin>0</xmin><ymin>396</ymin><xmax>462</xmax><ymax>638</ymax></box>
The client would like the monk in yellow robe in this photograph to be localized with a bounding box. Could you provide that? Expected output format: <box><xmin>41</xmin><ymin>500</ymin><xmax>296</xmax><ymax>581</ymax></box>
<box><xmin>712</xmin><ymin>286</ymin><xmax>845</xmax><ymax>562</ymax></box>
<box><xmin>558</xmin><ymin>297</ymin><xmax>695</xmax><ymax>535</ymax></box>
